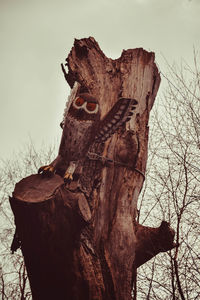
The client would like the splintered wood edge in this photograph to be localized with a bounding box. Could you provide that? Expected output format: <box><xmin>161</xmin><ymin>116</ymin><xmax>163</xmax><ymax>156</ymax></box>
<box><xmin>12</xmin><ymin>174</ymin><xmax>64</xmax><ymax>203</ymax></box>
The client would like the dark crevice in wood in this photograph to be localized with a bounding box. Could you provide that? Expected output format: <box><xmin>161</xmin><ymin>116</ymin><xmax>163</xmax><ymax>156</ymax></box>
<box><xmin>99</xmin><ymin>240</ymin><xmax>116</xmax><ymax>300</ymax></box>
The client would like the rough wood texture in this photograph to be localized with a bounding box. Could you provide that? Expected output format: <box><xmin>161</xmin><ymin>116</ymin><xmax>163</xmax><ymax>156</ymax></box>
<box><xmin>10</xmin><ymin>37</ymin><xmax>175</xmax><ymax>300</ymax></box>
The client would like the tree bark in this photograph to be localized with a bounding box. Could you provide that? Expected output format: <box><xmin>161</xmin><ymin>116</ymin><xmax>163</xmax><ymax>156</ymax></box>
<box><xmin>10</xmin><ymin>37</ymin><xmax>175</xmax><ymax>300</ymax></box>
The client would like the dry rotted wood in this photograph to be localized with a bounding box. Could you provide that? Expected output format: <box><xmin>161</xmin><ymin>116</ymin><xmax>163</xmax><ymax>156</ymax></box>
<box><xmin>9</xmin><ymin>37</ymin><xmax>176</xmax><ymax>300</ymax></box>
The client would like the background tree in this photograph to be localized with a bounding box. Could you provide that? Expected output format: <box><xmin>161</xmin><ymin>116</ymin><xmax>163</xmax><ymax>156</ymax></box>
<box><xmin>136</xmin><ymin>50</ymin><xmax>200</xmax><ymax>300</ymax></box>
<box><xmin>0</xmin><ymin>143</ymin><xmax>55</xmax><ymax>299</ymax></box>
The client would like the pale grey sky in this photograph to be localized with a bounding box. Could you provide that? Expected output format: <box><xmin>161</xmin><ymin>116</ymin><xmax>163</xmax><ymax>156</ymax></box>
<box><xmin>0</xmin><ymin>0</ymin><xmax>200</xmax><ymax>160</ymax></box>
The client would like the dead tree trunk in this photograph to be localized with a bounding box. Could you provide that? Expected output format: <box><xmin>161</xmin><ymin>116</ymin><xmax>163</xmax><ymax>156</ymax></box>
<box><xmin>10</xmin><ymin>37</ymin><xmax>175</xmax><ymax>300</ymax></box>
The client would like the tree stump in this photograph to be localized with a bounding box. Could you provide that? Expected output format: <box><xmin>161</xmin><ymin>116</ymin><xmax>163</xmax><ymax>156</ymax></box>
<box><xmin>10</xmin><ymin>37</ymin><xmax>176</xmax><ymax>300</ymax></box>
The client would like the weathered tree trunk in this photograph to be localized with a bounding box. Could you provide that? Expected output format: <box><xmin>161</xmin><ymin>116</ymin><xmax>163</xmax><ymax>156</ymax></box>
<box><xmin>10</xmin><ymin>37</ymin><xmax>176</xmax><ymax>300</ymax></box>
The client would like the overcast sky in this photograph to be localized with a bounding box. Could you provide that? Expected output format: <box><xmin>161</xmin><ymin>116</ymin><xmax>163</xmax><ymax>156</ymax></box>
<box><xmin>0</xmin><ymin>0</ymin><xmax>200</xmax><ymax>162</ymax></box>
